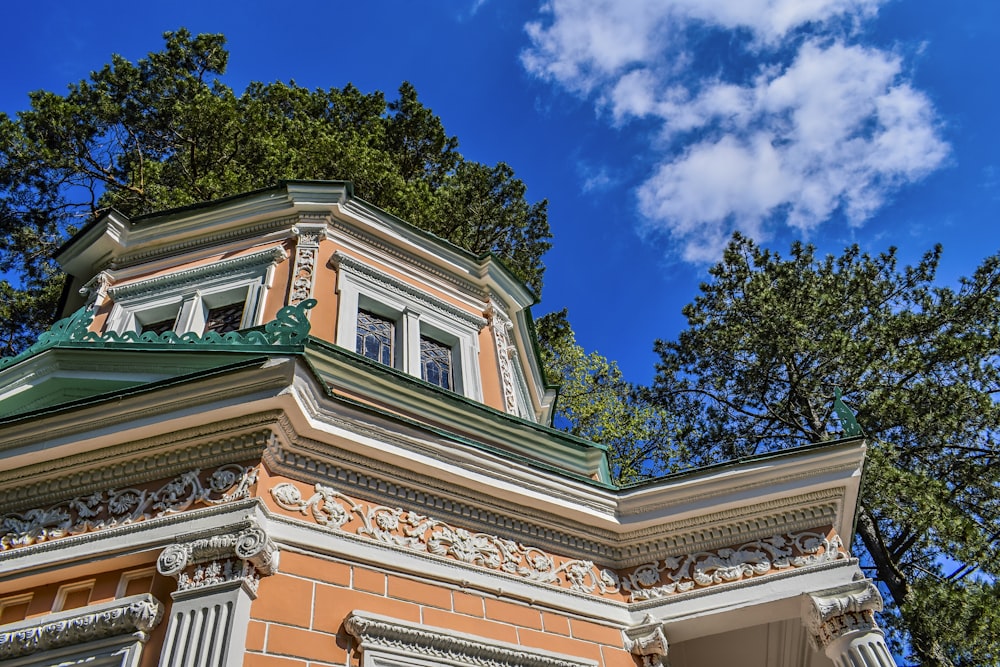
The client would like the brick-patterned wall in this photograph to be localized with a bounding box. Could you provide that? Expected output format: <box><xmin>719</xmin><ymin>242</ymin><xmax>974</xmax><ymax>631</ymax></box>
<box><xmin>246</xmin><ymin>550</ymin><xmax>637</xmax><ymax>667</ymax></box>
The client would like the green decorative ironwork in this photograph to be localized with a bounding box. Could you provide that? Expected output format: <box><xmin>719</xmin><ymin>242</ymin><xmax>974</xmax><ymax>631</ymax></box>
<box><xmin>833</xmin><ymin>388</ymin><xmax>864</xmax><ymax>437</ymax></box>
<box><xmin>0</xmin><ymin>299</ymin><xmax>317</xmax><ymax>370</ymax></box>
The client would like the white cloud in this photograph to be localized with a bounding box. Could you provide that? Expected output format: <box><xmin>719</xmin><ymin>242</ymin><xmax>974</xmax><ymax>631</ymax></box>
<box><xmin>523</xmin><ymin>0</ymin><xmax>948</xmax><ymax>263</ymax></box>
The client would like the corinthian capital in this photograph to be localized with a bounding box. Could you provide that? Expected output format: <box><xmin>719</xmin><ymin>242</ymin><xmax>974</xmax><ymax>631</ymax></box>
<box><xmin>803</xmin><ymin>580</ymin><xmax>883</xmax><ymax>651</ymax></box>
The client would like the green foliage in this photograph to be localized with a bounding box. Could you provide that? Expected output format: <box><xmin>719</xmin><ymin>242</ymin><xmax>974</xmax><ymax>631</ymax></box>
<box><xmin>535</xmin><ymin>309</ymin><xmax>691</xmax><ymax>482</ymax></box>
<box><xmin>652</xmin><ymin>233</ymin><xmax>1000</xmax><ymax>665</ymax></box>
<box><xmin>0</xmin><ymin>29</ymin><xmax>550</xmax><ymax>353</ymax></box>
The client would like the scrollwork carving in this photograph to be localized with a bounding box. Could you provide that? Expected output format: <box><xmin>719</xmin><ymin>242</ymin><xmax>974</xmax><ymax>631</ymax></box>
<box><xmin>602</xmin><ymin>531</ymin><xmax>847</xmax><ymax>601</ymax></box>
<box><xmin>270</xmin><ymin>481</ymin><xmax>611</xmax><ymax>595</ymax></box>
<box><xmin>1</xmin><ymin>464</ymin><xmax>258</xmax><ymax>551</ymax></box>
<box><xmin>157</xmin><ymin>521</ymin><xmax>278</xmax><ymax>596</ymax></box>
<box><xmin>289</xmin><ymin>226</ymin><xmax>323</xmax><ymax>306</ymax></box>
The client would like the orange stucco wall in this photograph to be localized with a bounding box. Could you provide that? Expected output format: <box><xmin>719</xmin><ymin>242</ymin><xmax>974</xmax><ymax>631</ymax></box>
<box><xmin>246</xmin><ymin>551</ymin><xmax>638</xmax><ymax>667</ymax></box>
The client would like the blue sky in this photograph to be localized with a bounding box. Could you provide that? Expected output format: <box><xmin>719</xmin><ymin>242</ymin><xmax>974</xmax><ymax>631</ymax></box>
<box><xmin>3</xmin><ymin>0</ymin><xmax>998</xmax><ymax>385</ymax></box>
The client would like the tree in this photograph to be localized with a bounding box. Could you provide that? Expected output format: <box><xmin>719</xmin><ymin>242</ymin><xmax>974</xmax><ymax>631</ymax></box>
<box><xmin>651</xmin><ymin>234</ymin><xmax>1000</xmax><ymax>665</ymax></box>
<box><xmin>535</xmin><ymin>309</ymin><xmax>692</xmax><ymax>482</ymax></box>
<box><xmin>0</xmin><ymin>29</ymin><xmax>550</xmax><ymax>353</ymax></box>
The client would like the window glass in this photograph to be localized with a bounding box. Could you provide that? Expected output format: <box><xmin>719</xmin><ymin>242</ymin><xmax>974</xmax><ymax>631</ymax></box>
<box><xmin>420</xmin><ymin>336</ymin><xmax>453</xmax><ymax>390</ymax></box>
<box><xmin>141</xmin><ymin>317</ymin><xmax>176</xmax><ymax>335</ymax></box>
<box><xmin>204</xmin><ymin>302</ymin><xmax>246</xmax><ymax>334</ymax></box>
<box><xmin>357</xmin><ymin>309</ymin><xmax>395</xmax><ymax>365</ymax></box>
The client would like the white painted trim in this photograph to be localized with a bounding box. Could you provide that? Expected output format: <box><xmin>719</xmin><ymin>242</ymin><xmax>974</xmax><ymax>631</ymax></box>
<box><xmin>346</xmin><ymin>610</ymin><xmax>598</xmax><ymax>667</ymax></box>
<box><xmin>333</xmin><ymin>251</ymin><xmax>484</xmax><ymax>400</ymax></box>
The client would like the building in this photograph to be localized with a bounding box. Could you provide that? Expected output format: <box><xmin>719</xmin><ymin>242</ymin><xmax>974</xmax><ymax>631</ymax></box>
<box><xmin>0</xmin><ymin>181</ymin><xmax>897</xmax><ymax>666</ymax></box>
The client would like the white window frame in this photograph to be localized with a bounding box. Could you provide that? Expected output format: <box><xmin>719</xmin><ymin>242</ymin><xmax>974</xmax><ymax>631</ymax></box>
<box><xmin>332</xmin><ymin>252</ymin><xmax>485</xmax><ymax>400</ymax></box>
<box><xmin>345</xmin><ymin>610</ymin><xmax>597</xmax><ymax>667</ymax></box>
<box><xmin>0</xmin><ymin>594</ymin><xmax>162</xmax><ymax>667</ymax></box>
<box><xmin>105</xmin><ymin>247</ymin><xmax>287</xmax><ymax>337</ymax></box>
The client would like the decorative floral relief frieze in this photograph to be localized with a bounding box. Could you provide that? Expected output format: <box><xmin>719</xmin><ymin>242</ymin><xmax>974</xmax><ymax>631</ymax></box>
<box><xmin>0</xmin><ymin>464</ymin><xmax>257</xmax><ymax>551</ymax></box>
<box><xmin>269</xmin><ymin>481</ymin><xmax>846</xmax><ymax>599</ymax></box>
<box><xmin>271</xmin><ymin>481</ymin><xmax>606</xmax><ymax>594</ymax></box>
<box><xmin>605</xmin><ymin>531</ymin><xmax>847</xmax><ymax>601</ymax></box>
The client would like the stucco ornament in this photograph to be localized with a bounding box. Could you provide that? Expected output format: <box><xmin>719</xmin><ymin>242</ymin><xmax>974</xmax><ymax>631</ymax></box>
<box><xmin>485</xmin><ymin>297</ymin><xmax>519</xmax><ymax>415</ymax></box>
<box><xmin>602</xmin><ymin>531</ymin><xmax>847</xmax><ymax>601</ymax></box>
<box><xmin>271</xmin><ymin>481</ymin><xmax>845</xmax><ymax>599</ymax></box>
<box><xmin>270</xmin><ymin>481</ymin><xmax>608</xmax><ymax>594</ymax></box>
<box><xmin>157</xmin><ymin>521</ymin><xmax>279</xmax><ymax>595</ymax></box>
<box><xmin>0</xmin><ymin>594</ymin><xmax>163</xmax><ymax>659</ymax></box>
<box><xmin>0</xmin><ymin>464</ymin><xmax>257</xmax><ymax>551</ymax></box>
<box><xmin>624</xmin><ymin>615</ymin><xmax>669</xmax><ymax>667</ymax></box>
<box><xmin>804</xmin><ymin>580</ymin><xmax>884</xmax><ymax>651</ymax></box>
<box><xmin>289</xmin><ymin>224</ymin><xmax>324</xmax><ymax>306</ymax></box>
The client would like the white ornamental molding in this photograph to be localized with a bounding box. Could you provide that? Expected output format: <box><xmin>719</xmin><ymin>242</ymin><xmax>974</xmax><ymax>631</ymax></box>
<box><xmin>289</xmin><ymin>224</ymin><xmax>325</xmax><ymax>306</ymax></box>
<box><xmin>604</xmin><ymin>531</ymin><xmax>847</xmax><ymax>601</ymax></box>
<box><xmin>330</xmin><ymin>251</ymin><xmax>488</xmax><ymax>332</ymax></box>
<box><xmin>803</xmin><ymin>580</ymin><xmax>884</xmax><ymax>652</ymax></box>
<box><xmin>0</xmin><ymin>593</ymin><xmax>163</xmax><ymax>660</ymax></box>
<box><xmin>270</xmin><ymin>481</ymin><xmax>608</xmax><ymax>595</ymax></box>
<box><xmin>108</xmin><ymin>247</ymin><xmax>288</xmax><ymax>300</ymax></box>
<box><xmin>157</xmin><ymin>521</ymin><xmax>279</xmax><ymax>595</ymax></box>
<box><xmin>623</xmin><ymin>614</ymin><xmax>669</xmax><ymax>667</ymax></box>
<box><xmin>485</xmin><ymin>298</ymin><xmax>519</xmax><ymax>415</ymax></box>
<box><xmin>0</xmin><ymin>464</ymin><xmax>258</xmax><ymax>551</ymax></box>
<box><xmin>270</xmin><ymin>481</ymin><xmax>845</xmax><ymax>600</ymax></box>
<box><xmin>345</xmin><ymin>610</ymin><xmax>598</xmax><ymax>667</ymax></box>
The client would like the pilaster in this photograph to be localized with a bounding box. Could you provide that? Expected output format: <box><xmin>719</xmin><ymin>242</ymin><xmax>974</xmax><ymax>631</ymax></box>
<box><xmin>156</xmin><ymin>521</ymin><xmax>279</xmax><ymax>667</ymax></box>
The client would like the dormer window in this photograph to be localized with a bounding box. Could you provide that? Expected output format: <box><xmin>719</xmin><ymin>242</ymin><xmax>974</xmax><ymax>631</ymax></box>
<box><xmin>420</xmin><ymin>335</ymin><xmax>453</xmax><ymax>390</ymax></box>
<box><xmin>105</xmin><ymin>247</ymin><xmax>287</xmax><ymax>338</ymax></box>
<box><xmin>333</xmin><ymin>252</ymin><xmax>485</xmax><ymax>400</ymax></box>
<box><xmin>356</xmin><ymin>309</ymin><xmax>395</xmax><ymax>365</ymax></box>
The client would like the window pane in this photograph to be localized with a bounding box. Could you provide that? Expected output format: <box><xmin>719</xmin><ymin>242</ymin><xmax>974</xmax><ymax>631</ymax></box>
<box><xmin>357</xmin><ymin>310</ymin><xmax>394</xmax><ymax>366</ymax></box>
<box><xmin>141</xmin><ymin>317</ymin><xmax>175</xmax><ymax>335</ymax></box>
<box><xmin>420</xmin><ymin>336</ymin><xmax>453</xmax><ymax>390</ymax></box>
<box><xmin>205</xmin><ymin>302</ymin><xmax>245</xmax><ymax>334</ymax></box>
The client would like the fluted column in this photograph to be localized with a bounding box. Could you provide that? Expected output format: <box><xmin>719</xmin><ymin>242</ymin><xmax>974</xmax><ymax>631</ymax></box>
<box><xmin>803</xmin><ymin>581</ymin><xmax>898</xmax><ymax>667</ymax></box>
<box><xmin>156</xmin><ymin>521</ymin><xmax>279</xmax><ymax>667</ymax></box>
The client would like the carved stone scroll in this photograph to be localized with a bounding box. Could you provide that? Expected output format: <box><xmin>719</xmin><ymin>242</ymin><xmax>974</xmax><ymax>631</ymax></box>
<box><xmin>271</xmin><ymin>480</ymin><xmax>846</xmax><ymax>601</ymax></box>
<box><xmin>156</xmin><ymin>522</ymin><xmax>278</xmax><ymax>596</ymax></box>
<box><xmin>0</xmin><ymin>464</ymin><xmax>258</xmax><ymax>551</ymax></box>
